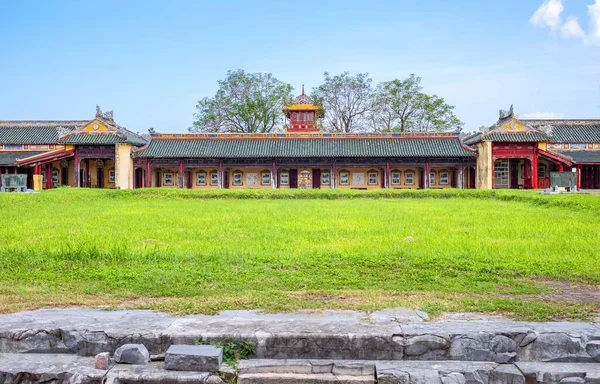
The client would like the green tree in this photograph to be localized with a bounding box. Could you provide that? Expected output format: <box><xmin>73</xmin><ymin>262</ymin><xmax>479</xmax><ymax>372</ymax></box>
<box><xmin>312</xmin><ymin>72</ymin><xmax>373</xmax><ymax>133</ymax></box>
<box><xmin>368</xmin><ymin>74</ymin><xmax>462</xmax><ymax>132</ymax></box>
<box><xmin>190</xmin><ymin>70</ymin><xmax>293</xmax><ymax>133</ymax></box>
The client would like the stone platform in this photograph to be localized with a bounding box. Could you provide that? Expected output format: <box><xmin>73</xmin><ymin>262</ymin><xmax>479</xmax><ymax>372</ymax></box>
<box><xmin>0</xmin><ymin>308</ymin><xmax>599</xmax><ymax>383</ymax></box>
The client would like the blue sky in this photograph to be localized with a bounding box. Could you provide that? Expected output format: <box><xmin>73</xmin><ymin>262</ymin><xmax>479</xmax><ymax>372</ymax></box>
<box><xmin>1</xmin><ymin>0</ymin><xmax>599</xmax><ymax>134</ymax></box>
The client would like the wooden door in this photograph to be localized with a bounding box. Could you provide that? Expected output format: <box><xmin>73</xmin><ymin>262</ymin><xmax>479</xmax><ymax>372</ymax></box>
<box><xmin>290</xmin><ymin>169</ymin><xmax>298</xmax><ymax>189</ymax></box>
<box><xmin>312</xmin><ymin>169</ymin><xmax>321</xmax><ymax>189</ymax></box>
<box><xmin>97</xmin><ymin>168</ymin><xmax>104</xmax><ymax>188</ymax></box>
<box><xmin>223</xmin><ymin>171</ymin><xmax>229</xmax><ymax>189</ymax></box>
<box><xmin>510</xmin><ymin>161</ymin><xmax>518</xmax><ymax>189</ymax></box>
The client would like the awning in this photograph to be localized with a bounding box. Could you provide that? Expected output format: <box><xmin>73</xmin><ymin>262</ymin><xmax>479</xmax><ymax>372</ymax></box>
<box><xmin>0</xmin><ymin>151</ymin><xmax>47</xmax><ymax>166</ymax></box>
<box><xmin>539</xmin><ymin>149</ymin><xmax>572</xmax><ymax>166</ymax></box>
<box><xmin>15</xmin><ymin>149</ymin><xmax>74</xmax><ymax>166</ymax></box>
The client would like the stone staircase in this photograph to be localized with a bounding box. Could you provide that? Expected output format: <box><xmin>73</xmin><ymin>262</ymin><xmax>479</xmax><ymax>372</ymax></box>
<box><xmin>0</xmin><ymin>308</ymin><xmax>598</xmax><ymax>383</ymax></box>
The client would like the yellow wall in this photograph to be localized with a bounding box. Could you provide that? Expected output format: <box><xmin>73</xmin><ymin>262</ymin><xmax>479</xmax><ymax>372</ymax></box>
<box><xmin>115</xmin><ymin>144</ymin><xmax>133</xmax><ymax>189</ymax></box>
<box><xmin>228</xmin><ymin>167</ymin><xmax>273</xmax><ymax>189</ymax></box>
<box><xmin>190</xmin><ymin>168</ymin><xmax>219</xmax><ymax>189</ymax></box>
<box><xmin>336</xmin><ymin>167</ymin><xmax>383</xmax><ymax>189</ymax></box>
<box><xmin>429</xmin><ymin>168</ymin><xmax>453</xmax><ymax>188</ymax></box>
<box><xmin>538</xmin><ymin>141</ymin><xmax>547</xmax><ymax>151</ymax></box>
<box><xmin>476</xmin><ymin>141</ymin><xmax>493</xmax><ymax>189</ymax></box>
<box><xmin>152</xmin><ymin>168</ymin><xmax>179</xmax><ymax>188</ymax></box>
<box><xmin>388</xmin><ymin>167</ymin><xmax>421</xmax><ymax>189</ymax></box>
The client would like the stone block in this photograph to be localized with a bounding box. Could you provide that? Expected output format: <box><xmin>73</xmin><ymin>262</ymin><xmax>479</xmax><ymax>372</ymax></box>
<box><xmin>114</xmin><ymin>343</ymin><xmax>150</xmax><ymax>365</ymax></box>
<box><xmin>586</xmin><ymin>340</ymin><xmax>600</xmax><ymax>362</ymax></box>
<box><xmin>94</xmin><ymin>352</ymin><xmax>110</xmax><ymax>370</ymax></box>
<box><xmin>165</xmin><ymin>344</ymin><xmax>223</xmax><ymax>372</ymax></box>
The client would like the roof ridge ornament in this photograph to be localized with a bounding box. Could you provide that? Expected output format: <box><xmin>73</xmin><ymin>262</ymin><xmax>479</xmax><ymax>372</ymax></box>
<box><xmin>499</xmin><ymin>104</ymin><xmax>514</xmax><ymax>120</ymax></box>
<box><xmin>95</xmin><ymin>105</ymin><xmax>114</xmax><ymax>124</ymax></box>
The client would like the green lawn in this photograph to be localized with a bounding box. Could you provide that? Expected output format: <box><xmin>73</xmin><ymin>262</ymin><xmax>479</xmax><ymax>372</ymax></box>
<box><xmin>0</xmin><ymin>188</ymin><xmax>598</xmax><ymax>321</ymax></box>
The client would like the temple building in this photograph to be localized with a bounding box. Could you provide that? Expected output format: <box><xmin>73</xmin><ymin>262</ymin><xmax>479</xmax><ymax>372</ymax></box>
<box><xmin>1</xmin><ymin>98</ymin><xmax>599</xmax><ymax>191</ymax></box>
<box><xmin>131</xmin><ymin>91</ymin><xmax>476</xmax><ymax>190</ymax></box>
<box><xmin>464</xmin><ymin>106</ymin><xmax>600</xmax><ymax>190</ymax></box>
<box><xmin>0</xmin><ymin>107</ymin><xmax>145</xmax><ymax>190</ymax></box>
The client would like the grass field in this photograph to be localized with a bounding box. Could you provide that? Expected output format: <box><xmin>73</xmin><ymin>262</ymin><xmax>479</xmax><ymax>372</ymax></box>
<box><xmin>0</xmin><ymin>188</ymin><xmax>598</xmax><ymax>321</ymax></box>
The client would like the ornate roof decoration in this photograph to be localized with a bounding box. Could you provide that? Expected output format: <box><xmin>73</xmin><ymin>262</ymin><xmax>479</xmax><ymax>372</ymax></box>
<box><xmin>294</xmin><ymin>85</ymin><xmax>312</xmax><ymax>105</ymax></box>
<box><xmin>499</xmin><ymin>105</ymin><xmax>514</xmax><ymax>120</ymax></box>
<box><xmin>95</xmin><ymin>105</ymin><xmax>114</xmax><ymax>124</ymax></box>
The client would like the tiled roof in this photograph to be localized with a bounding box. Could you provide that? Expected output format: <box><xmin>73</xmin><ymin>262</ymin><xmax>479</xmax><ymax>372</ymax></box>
<box><xmin>58</xmin><ymin>131</ymin><xmax>146</xmax><ymax>146</ymax></box>
<box><xmin>0</xmin><ymin>121</ymin><xmax>85</xmax><ymax>144</ymax></box>
<box><xmin>0</xmin><ymin>120</ymin><xmax>146</xmax><ymax>146</ymax></box>
<box><xmin>0</xmin><ymin>151</ymin><xmax>47</xmax><ymax>166</ymax></box>
<box><xmin>482</xmin><ymin>132</ymin><xmax>549</xmax><ymax>142</ymax></box>
<box><xmin>133</xmin><ymin>136</ymin><xmax>477</xmax><ymax>159</ymax></box>
<box><xmin>553</xmin><ymin>150</ymin><xmax>600</xmax><ymax>164</ymax></box>
<box><xmin>463</xmin><ymin>133</ymin><xmax>481</xmax><ymax>145</ymax></box>
<box><xmin>521</xmin><ymin>119</ymin><xmax>600</xmax><ymax>143</ymax></box>
<box><xmin>549</xmin><ymin>126</ymin><xmax>600</xmax><ymax>143</ymax></box>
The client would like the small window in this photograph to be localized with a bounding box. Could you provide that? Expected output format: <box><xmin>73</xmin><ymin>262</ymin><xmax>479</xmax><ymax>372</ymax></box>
<box><xmin>197</xmin><ymin>172</ymin><xmax>206</xmax><ymax>186</ymax></box>
<box><xmin>280</xmin><ymin>172</ymin><xmax>289</xmax><ymax>185</ymax></box>
<box><xmin>261</xmin><ymin>172</ymin><xmax>271</xmax><ymax>185</ymax></box>
<box><xmin>440</xmin><ymin>172</ymin><xmax>449</xmax><ymax>185</ymax></box>
<box><xmin>391</xmin><ymin>172</ymin><xmax>401</xmax><ymax>185</ymax></box>
<box><xmin>210</xmin><ymin>172</ymin><xmax>218</xmax><ymax>185</ymax></box>
<box><xmin>233</xmin><ymin>172</ymin><xmax>243</xmax><ymax>186</ymax></box>
<box><xmin>537</xmin><ymin>165</ymin><xmax>546</xmax><ymax>178</ymax></box>
<box><xmin>52</xmin><ymin>169</ymin><xmax>60</xmax><ymax>188</ymax></box>
<box><xmin>109</xmin><ymin>170</ymin><xmax>116</xmax><ymax>184</ymax></box>
<box><xmin>164</xmin><ymin>172</ymin><xmax>174</xmax><ymax>186</ymax></box>
<box><xmin>430</xmin><ymin>172</ymin><xmax>436</xmax><ymax>186</ymax></box>
<box><xmin>340</xmin><ymin>172</ymin><xmax>349</xmax><ymax>185</ymax></box>
<box><xmin>321</xmin><ymin>172</ymin><xmax>330</xmax><ymax>185</ymax></box>
<box><xmin>368</xmin><ymin>172</ymin><xmax>377</xmax><ymax>185</ymax></box>
<box><xmin>405</xmin><ymin>172</ymin><xmax>414</xmax><ymax>185</ymax></box>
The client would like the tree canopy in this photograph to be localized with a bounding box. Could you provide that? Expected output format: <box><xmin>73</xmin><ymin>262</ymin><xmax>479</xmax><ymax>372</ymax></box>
<box><xmin>191</xmin><ymin>70</ymin><xmax>462</xmax><ymax>134</ymax></box>
<box><xmin>368</xmin><ymin>74</ymin><xmax>463</xmax><ymax>133</ymax></box>
<box><xmin>190</xmin><ymin>70</ymin><xmax>293</xmax><ymax>133</ymax></box>
<box><xmin>311</xmin><ymin>72</ymin><xmax>373</xmax><ymax>133</ymax></box>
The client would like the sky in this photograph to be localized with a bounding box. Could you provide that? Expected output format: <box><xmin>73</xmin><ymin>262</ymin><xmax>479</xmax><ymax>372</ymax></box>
<box><xmin>1</xmin><ymin>0</ymin><xmax>599</xmax><ymax>134</ymax></box>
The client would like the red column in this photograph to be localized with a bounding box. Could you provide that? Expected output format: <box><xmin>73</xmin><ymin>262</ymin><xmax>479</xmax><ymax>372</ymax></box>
<box><xmin>332</xmin><ymin>160</ymin><xmax>337</xmax><ymax>189</ymax></box>
<box><xmin>83</xmin><ymin>159</ymin><xmax>89</xmax><ymax>188</ymax></box>
<box><xmin>385</xmin><ymin>160</ymin><xmax>391</xmax><ymax>189</ymax></box>
<box><xmin>532</xmin><ymin>152</ymin><xmax>539</xmax><ymax>189</ymax></box>
<box><xmin>178</xmin><ymin>160</ymin><xmax>184</xmax><ymax>188</ymax></box>
<box><xmin>558</xmin><ymin>163</ymin><xmax>563</xmax><ymax>172</ymax></box>
<box><xmin>576</xmin><ymin>166</ymin><xmax>581</xmax><ymax>190</ymax></box>
<box><xmin>145</xmin><ymin>159</ymin><xmax>151</xmax><ymax>188</ymax></box>
<box><xmin>424</xmin><ymin>159</ymin><xmax>430</xmax><ymax>189</ymax></box>
<box><xmin>218</xmin><ymin>160</ymin><xmax>223</xmax><ymax>189</ymax></box>
<box><xmin>73</xmin><ymin>149</ymin><xmax>79</xmax><ymax>187</ymax></box>
<box><xmin>45</xmin><ymin>164</ymin><xmax>52</xmax><ymax>190</ymax></box>
<box><xmin>271</xmin><ymin>159</ymin><xmax>277</xmax><ymax>189</ymax></box>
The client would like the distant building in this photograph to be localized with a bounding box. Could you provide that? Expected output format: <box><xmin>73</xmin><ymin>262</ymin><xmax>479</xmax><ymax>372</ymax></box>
<box><xmin>1</xmin><ymin>98</ymin><xmax>598</xmax><ymax>191</ymax></box>
<box><xmin>463</xmin><ymin>106</ymin><xmax>600</xmax><ymax>190</ymax></box>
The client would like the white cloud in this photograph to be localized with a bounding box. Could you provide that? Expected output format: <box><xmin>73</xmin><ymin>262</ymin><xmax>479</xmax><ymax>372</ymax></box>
<box><xmin>518</xmin><ymin>112</ymin><xmax>565</xmax><ymax>119</ymax></box>
<box><xmin>584</xmin><ymin>0</ymin><xmax>600</xmax><ymax>45</ymax></box>
<box><xmin>560</xmin><ymin>16</ymin><xmax>585</xmax><ymax>38</ymax></box>
<box><xmin>531</xmin><ymin>0</ymin><xmax>564</xmax><ymax>29</ymax></box>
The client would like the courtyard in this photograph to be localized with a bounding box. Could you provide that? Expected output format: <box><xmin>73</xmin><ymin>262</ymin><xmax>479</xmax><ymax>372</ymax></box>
<box><xmin>0</xmin><ymin>188</ymin><xmax>598</xmax><ymax>321</ymax></box>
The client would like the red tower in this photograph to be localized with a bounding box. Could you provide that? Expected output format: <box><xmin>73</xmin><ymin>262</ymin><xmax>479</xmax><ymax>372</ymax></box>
<box><xmin>283</xmin><ymin>85</ymin><xmax>323</xmax><ymax>133</ymax></box>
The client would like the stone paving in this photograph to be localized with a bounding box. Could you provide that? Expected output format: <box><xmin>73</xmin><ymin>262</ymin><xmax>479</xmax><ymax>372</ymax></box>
<box><xmin>0</xmin><ymin>308</ymin><xmax>599</xmax><ymax>383</ymax></box>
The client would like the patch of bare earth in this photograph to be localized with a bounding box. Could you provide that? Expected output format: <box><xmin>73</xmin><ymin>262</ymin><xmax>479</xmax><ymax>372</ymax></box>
<box><xmin>506</xmin><ymin>280</ymin><xmax>600</xmax><ymax>304</ymax></box>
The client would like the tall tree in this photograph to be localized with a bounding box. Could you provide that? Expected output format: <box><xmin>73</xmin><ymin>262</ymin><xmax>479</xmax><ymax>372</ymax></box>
<box><xmin>369</xmin><ymin>74</ymin><xmax>462</xmax><ymax>132</ymax></box>
<box><xmin>312</xmin><ymin>72</ymin><xmax>373</xmax><ymax>133</ymax></box>
<box><xmin>190</xmin><ymin>70</ymin><xmax>293</xmax><ymax>133</ymax></box>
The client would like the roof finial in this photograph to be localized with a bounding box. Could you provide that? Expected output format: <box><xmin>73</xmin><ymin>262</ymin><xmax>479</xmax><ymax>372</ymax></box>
<box><xmin>302</xmin><ymin>84</ymin><xmax>305</xmax><ymax>95</ymax></box>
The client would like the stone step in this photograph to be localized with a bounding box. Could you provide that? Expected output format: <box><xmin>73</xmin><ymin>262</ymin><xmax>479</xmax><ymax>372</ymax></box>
<box><xmin>1</xmin><ymin>309</ymin><xmax>599</xmax><ymax>363</ymax></box>
<box><xmin>2</xmin><ymin>353</ymin><xmax>600</xmax><ymax>383</ymax></box>
<box><xmin>237</xmin><ymin>359</ymin><xmax>600</xmax><ymax>384</ymax></box>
